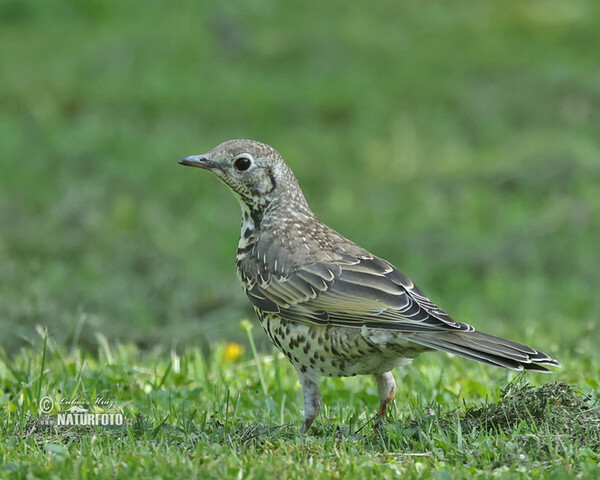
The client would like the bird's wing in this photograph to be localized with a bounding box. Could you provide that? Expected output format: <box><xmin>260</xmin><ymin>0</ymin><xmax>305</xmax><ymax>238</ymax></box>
<box><xmin>245</xmin><ymin>252</ymin><xmax>474</xmax><ymax>333</ymax></box>
<box><xmin>241</xmin><ymin>233</ymin><xmax>559</xmax><ymax>371</ymax></box>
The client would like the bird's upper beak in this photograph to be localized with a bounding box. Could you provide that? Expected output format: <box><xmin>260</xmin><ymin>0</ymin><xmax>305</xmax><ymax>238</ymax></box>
<box><xmin>178</xmin><ymin>155</ymin><xmax>214</xmax><ymax>170</ymax></box>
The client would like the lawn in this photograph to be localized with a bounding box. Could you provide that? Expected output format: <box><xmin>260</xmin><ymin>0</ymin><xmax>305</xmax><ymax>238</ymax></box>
<box><xmin>1</xmin><ymin>0</ymin><xmax>599</xmax><ymax>478</ymax></box>
<box><xmin>1</xmin><ymin>329</ymin><xmax>599</xmax><ymax>479</ymax></box>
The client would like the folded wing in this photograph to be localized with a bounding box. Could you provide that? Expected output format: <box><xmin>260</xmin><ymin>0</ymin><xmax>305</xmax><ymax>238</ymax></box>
<box><xmin>243</xmin><ymin>251</ymin><xmax>559</xmax><ymax>372</ymax></box>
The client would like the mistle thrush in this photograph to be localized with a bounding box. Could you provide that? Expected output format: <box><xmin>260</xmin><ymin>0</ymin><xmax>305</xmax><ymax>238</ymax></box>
<box><xmin>179</xmin><ymin>139</ymin><xmax>559</xmax><ymax>431</ymax></box>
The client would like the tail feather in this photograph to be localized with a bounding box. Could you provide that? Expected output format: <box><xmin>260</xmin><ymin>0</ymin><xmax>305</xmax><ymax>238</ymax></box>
<box><xmin>406</xmin><ymin>329</ymin><xmax>559</xmax><ymax>373</ymax></box>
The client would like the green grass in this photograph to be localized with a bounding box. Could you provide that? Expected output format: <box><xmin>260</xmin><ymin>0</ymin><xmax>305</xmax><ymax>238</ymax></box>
<box><xmin>1</xmin><ymin>328</ymin><xmax>599</xmax><ymax>479</ymax></box>
<box><xmin>1</xmin><ymin>0</ymin><xmax>600</xmax><ymax>477</ymax></box>
<box><xmin>1</xmin><ymin>0</ymin><xmax>599</xmax><ymax>352</ymax></box>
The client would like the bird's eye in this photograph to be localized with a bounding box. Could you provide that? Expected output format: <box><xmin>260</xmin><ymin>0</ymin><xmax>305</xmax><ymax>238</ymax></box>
<box><xmin>233</xmin><ymin>157</ymin><xmax>252</xmax><ymax>172</ymax></box>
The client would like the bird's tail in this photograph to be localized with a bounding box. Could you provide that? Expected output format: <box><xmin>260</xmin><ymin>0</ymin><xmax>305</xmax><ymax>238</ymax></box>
<box><xmin>406</xmin><ymin>330</ymin><xmax>560</xmax><ymax>372</ymax></box>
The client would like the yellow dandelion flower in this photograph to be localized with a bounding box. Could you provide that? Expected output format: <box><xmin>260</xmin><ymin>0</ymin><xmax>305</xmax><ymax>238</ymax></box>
<box><xmin>223</xmin><ymin>342</ymin><xmax>244</xmax><ymax>362</ymax></box>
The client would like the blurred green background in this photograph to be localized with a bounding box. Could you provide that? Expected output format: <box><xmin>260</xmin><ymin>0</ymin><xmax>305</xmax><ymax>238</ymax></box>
<box><xmin>0</xmin><ymin>0</ymin><xmax>598</xmax><ymax>357</ymax></box>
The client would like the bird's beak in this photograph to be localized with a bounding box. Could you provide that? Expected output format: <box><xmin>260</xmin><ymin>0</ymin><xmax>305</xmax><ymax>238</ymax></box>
<box><xmin>178</xmin><ymin>155</ymin><xmax>214</xmax><ymax>170</ymax></box>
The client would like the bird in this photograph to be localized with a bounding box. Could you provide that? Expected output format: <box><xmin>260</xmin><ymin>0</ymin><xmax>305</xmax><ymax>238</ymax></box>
<box><xmin>178</xmin><ymin>139</ymin><xmax>559</xmax><ymax>432</ymax></box>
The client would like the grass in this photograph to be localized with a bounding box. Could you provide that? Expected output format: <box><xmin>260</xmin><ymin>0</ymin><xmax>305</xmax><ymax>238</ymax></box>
<box><xmin>1</xmin><ymin>0</ymin><xmax>600</xmax><ymax>477</ymax></box>
<box><xmin>1</xmin><ymin>327</ymin><xmax>599</xmax><ymax>479</ymax></box>
<box><xmin>1</xmin><ymin>0</ymin><xmax>599</xmax><ymax>352</ymax></box>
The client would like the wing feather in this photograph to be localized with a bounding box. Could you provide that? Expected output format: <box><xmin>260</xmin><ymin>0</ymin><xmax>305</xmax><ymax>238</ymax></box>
<box><xmin>245</xmin><ymin>252</ymin><xmax>471</xmax><ymax>333</ymax></box>
<box><xmin>240</xmin><ymin>234</ymin><xmax>559</xmax><ymax>371</ymax></box>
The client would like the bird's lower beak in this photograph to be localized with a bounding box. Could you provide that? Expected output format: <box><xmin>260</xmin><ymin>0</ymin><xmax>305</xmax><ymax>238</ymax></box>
<box><xmin>178</xmin><ymin>155</ymin><xmax>213</xmax><ymax>169</ymax></box>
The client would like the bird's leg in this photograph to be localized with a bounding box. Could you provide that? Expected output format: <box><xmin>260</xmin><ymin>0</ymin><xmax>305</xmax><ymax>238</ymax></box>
<box><xmin>296</xmin><ymin>372</ymin><xmax>322</xmax><ymax>432</ymax></box>
<box><xmin>374</xmin><ymin>371</ymin><xmax>396</xmax><ymax>418</ymax></box>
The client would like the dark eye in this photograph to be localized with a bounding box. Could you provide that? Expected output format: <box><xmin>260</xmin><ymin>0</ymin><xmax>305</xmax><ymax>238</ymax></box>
<box><xmin>234</xmin><ymin>157</ymin><xmax>252</xmax><ymax>172</ymax></box>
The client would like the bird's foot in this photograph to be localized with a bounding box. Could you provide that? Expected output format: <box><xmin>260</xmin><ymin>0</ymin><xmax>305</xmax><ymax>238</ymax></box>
<box><xmin>301</xmin><ymin>415</ymin><xmax>316</xmax><ymax>434</ymax></box>
<box><xmin>373</xmin><ymin>413</ymin><xmax>388</xmax><ymax>434</ymax></box>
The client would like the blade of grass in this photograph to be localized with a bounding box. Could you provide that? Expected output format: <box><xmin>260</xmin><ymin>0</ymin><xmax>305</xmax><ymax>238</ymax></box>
<box><xmin>241</xmin><ymin>320</ymin><xmax>268</xmax><ymax>397</ymax></box>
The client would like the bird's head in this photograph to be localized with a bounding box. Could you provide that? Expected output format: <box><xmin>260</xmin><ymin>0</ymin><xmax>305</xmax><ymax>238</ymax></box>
<box><xmin>179</xmin><ymin>139</ymin><xmax>309</xmax><ymax>219</ymax></box>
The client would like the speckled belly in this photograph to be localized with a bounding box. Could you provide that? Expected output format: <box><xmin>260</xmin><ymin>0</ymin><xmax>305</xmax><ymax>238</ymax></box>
<box><xmin>255</xmin><ymin>308</ymin><xmax>426</xmax><ymax>378</ymax></box>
